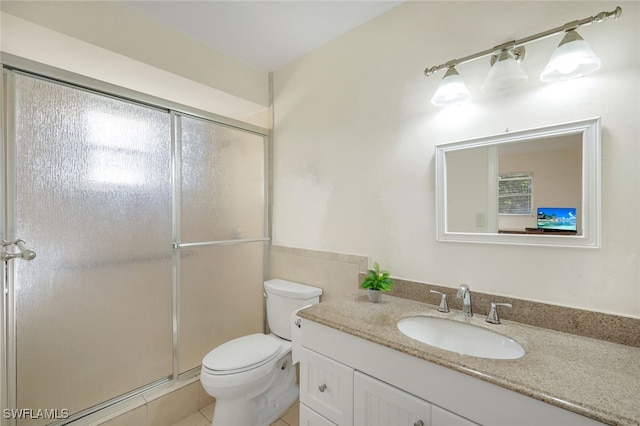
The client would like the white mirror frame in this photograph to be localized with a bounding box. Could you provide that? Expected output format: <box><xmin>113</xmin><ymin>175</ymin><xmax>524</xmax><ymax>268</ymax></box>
<box><xmin>435</xmin><ymin>117</ymin><xmax>601</xmax><ymax>248</ymax></box>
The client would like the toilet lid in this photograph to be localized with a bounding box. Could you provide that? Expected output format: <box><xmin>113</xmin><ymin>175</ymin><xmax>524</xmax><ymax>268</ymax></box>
<box><xmin>202</xmin><ymin>334</ymin><xmax>281</xmax><ymax>373</ymax></box>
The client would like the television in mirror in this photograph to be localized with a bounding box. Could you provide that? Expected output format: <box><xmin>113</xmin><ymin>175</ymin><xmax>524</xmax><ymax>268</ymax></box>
<box><xmin>536</xmin><ymin>207</ymin><xmax>577</xmax><ymax>233</ymax></box>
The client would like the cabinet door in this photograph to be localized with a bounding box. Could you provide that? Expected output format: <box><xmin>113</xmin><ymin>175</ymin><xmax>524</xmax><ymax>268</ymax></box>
<box><xmin>300</xmin><ymin>348</ymin><xmax>354</xmax><ymax>426</ymax></box>
<box><xmin>300</xmin><ymin>403</ymin><xmax>339</xmax><ymax>426</ymax></box>
<box><xmin>354</xmin><ymin>371</ymin><xmax>431</xmax><ymax>426</ymax></box>
<box><xmin>432</xmin><ymin>405</ymin><xmax>479</xmax><ymax>426</ymax></box>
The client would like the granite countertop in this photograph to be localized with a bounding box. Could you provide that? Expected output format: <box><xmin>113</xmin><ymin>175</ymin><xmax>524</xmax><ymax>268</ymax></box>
<box><xmin>297</xmin><ymin>292</ymin><xmax>640</xmax><ymax>426</ymax></box>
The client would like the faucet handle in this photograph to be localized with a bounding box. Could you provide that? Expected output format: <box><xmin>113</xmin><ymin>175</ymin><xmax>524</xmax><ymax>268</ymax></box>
<box><xmin>486</xmin><ymin>302</ymin><xmax>512</xmax><ymax>324</ymax></box>
<box><xmin>429</xmin><ymin>290</ymin><xmax>450</xmax><ymax>313</ymax></box>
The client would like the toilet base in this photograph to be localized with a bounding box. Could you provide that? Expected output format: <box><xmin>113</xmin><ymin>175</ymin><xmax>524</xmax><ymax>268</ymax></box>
<box><xmin>210</xmin><ymin>353</ymin><xmax>298</xmax><ymax>426</ymax></box>
<box><xmin>256</xmin><ymin>385</ymin><xmax>298</xmax><ymax>426</ymax></box>
<box><xmin>210</xmin><ymin>387</ymin><xmax>298</xmax><ymax>426</ymax></box>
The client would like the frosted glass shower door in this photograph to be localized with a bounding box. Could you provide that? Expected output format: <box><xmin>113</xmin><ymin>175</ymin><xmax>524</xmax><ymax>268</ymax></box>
<box><xmin>7</xmin><ymin>73</ymin><xmax>173</xmax><ymax>424</ymax></box>
<box><xmin>177</xmin><ymin>115</ymin><xmax>267</xmax><ymax>373</ymax></box>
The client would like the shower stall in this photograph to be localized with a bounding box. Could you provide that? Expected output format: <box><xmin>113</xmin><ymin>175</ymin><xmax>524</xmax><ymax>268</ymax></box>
<box><xmin>0</xmin><ymin>60</ymin><xmax>270</xmax><ymax>425</ymax></box>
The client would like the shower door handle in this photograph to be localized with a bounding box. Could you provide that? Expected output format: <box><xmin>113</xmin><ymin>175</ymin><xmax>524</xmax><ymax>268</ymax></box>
<box><xmin>1</xmin><ymin>239</ymin><xmax>36</xmax><ymax>261</ymax></box>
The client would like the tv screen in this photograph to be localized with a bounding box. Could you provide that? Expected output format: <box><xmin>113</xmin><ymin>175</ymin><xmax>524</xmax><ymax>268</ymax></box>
<box><xmin>537</xmin><ymin>207</ymin><xmax>577</xmax><ymax>231</ymax></box>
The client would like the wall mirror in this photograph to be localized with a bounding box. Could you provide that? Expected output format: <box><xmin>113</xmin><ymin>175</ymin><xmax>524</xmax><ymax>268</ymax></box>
<box><xmin>435</xmin><ymin>118</ymin><xmax>600</xmax><ymax>248</ymax></box>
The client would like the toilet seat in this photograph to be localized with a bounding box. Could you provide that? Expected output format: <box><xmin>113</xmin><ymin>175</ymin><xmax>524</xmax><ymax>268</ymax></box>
<box><xmin>202</xmin><ymin>334</ymin><xmax>282</xmax><ymax>376</ymax></box>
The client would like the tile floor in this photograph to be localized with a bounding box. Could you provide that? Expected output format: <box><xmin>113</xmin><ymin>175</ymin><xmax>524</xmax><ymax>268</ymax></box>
<box><xmin>171</xmin><ymin>399</ymin><xmax>300</xmax><ymax>426</ymax></box>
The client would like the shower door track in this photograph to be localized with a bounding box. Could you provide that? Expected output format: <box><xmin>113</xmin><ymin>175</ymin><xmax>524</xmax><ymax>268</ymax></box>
<box><xmin>1</xmin><ymin>54</ymin><xmax>270</xmax><ymax>138</ymax></box>
<box><xmin>46</xmin><ymin>377</ymin><xmax>171</xmax><ymax>426</ymax></box>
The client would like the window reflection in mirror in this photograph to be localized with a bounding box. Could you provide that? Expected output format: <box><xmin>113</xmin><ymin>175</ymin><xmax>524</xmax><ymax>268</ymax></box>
<box><xmin>436</xmin><ymin>118</ymin><xmax>600</xmax><ymax>248</ymax></box>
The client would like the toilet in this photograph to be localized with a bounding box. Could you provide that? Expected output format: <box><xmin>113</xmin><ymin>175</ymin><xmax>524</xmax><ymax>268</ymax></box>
<box><xmin>200</xmin><ymin>279</ymin><xmax>322</xmax><ymax>426</ymax></box>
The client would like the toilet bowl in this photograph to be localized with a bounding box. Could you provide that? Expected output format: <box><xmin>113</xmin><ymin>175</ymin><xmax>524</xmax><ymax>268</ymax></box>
<box><xmin>200</xmin><ymin>334</ymin><xmax>296</xmax><ymax>426</ymax></box>
<box><xmin>200</xmin><ymin>279</ymin><xmax>322</xmax><ymax>426</ymax></box>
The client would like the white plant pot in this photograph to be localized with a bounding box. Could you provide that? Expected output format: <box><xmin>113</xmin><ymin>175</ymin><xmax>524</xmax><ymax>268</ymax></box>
<box><xmin>368</xmin><ymin>289</ymin><xmax>382</xmax><ymax>303</ymax></box>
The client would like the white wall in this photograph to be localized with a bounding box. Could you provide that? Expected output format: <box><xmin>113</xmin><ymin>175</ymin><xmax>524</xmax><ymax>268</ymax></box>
<box><xmin>0</xmin><ymin>5</ymin><xmax>269</xmax><ymax>126</ymax></box>
<box><xmin>272</xmin><ymin>1</ymin><xmax>640</xmax><ymax>317</ymax></box>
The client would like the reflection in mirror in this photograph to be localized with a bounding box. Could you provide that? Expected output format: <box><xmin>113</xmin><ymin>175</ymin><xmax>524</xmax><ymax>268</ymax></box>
<box><xmin>436</xmin><ymin>118</ymin><xmax>600</xmax><ymax>247</ymax></box>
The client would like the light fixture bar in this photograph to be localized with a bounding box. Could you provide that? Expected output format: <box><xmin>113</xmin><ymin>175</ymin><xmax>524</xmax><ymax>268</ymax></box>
<box><xmin>424</xmin><ymin>6</ymin><xmax>622</xmax><ymax>76</ymax></box>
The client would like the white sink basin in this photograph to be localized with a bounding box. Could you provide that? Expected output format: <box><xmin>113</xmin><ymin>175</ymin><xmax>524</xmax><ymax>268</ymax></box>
<box><xmin>397</xmin><ymin>316</ymin><xmax>525</xmax><ymax>360</ymax></box>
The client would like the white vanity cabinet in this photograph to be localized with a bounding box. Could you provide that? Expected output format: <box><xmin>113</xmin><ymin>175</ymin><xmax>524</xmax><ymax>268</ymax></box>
<box><xmin>431</xmin><ymin>406</ymin><xmax>478</xmax><ymax>426</ymax></box>
<box><xmin>300</xmin><ymin>348</ymin><xmax>354</xmax><ymax>426</ymax></box>
<box><xmin>299</xmin><ymin>318</ymin><xmax>605</xmax><ymax>426</ymax></box>
<box><xmin>354</xmin><ymin>371</ymin><xmax>476</xmax><ymax>426</ymax></box>
<box><xmin>300</xmin><ymin>403</ymin><xmax>339</xmax><ymax>426</ymax></box>
<box><xmin>300</xmin><ymin>347</ymin><xmax>475</xmax><ymax>426</ymax></box>
<box><xmin>354</xmin><ymin>371</ymin><xmax>431</xmax><ymax>426</ymax></box>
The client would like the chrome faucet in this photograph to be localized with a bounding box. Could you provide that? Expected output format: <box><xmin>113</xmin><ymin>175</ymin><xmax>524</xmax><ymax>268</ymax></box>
<box><xmin>486</xmin><ymin>302</ymin><xmax>512</xmax><ymax>324</ymax></box>
<box><xmin>429</xmin><ymin>290</ymin><xmax>450</xmax><ymax>313</ymax></box>
<box><xmin>457</xmin><ymin>284</ymin><xmax>472</xmax><ymax>317</ymax></box>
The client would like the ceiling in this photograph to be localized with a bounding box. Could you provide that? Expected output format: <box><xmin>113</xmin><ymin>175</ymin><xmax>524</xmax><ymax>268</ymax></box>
<box><xmin>124</xmin><ymin>1</ymin><xmax>404</xmax><ymax>72</ymax></box>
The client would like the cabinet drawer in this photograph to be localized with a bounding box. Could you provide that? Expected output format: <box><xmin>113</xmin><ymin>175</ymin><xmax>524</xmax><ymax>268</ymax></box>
<box><xmin>431</xmin><ymin>405</ymin><xmax>478</xmax><ymax>426</ymax></box>
<box><xmin>300</xmin><ymin>348</ymin><xmax>354</xmax><ymax>426</ymax></box>
<box><xmin>354</xmin><ymin>371</ymin><xmax>431</xmax><ymax>426</ymax></box>
<box><xmin>300</xmin><ymin>403</ymin><xmax>338</xmax><ymax>426</ymax></box>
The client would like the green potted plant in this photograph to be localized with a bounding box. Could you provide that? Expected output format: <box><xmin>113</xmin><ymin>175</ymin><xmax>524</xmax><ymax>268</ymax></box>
<box><xmin>360</xmin><ymin>262</ymin><xmax>395</xmax><ymax>303</ymax></box>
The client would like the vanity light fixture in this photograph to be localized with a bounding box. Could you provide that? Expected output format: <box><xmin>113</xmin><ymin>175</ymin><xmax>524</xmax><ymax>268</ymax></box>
<box><xmin>424</xmin><ymin>6</ymin><xmax>622</xmax><ymax>106</ymax></box>
<box><xmin>482</xmin><ymin>46</ymin><xmax>529</xmax><ymax>92</ymax></box>
<box><xmin>430</xmin><ymin>66</ymin><xmax>471</xmax><ymax>107</ymax></box>
<box><xmin>481</xmin><ymin>46</ymin><xmax>528</xmax><ymax>93</ymax></box>
<box><xmin>540</xmin><ymin>30</ymin><xmax>601</xmax><ymax>82</ymax></box>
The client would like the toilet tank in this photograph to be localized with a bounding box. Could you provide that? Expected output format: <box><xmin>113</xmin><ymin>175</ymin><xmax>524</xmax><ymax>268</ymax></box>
<box><xmin>264</xmin><ymin>279</ymin><xmax>322</xmax><ymax>340</ymax></box>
